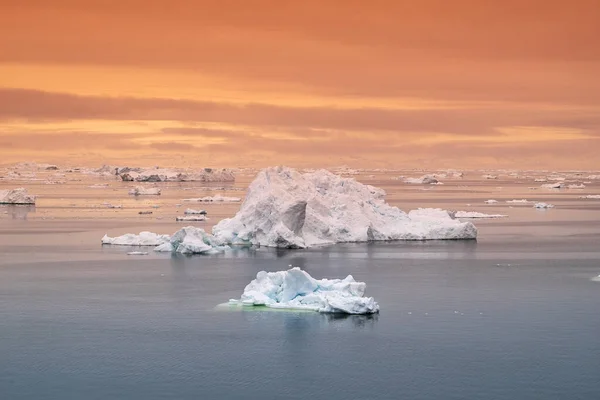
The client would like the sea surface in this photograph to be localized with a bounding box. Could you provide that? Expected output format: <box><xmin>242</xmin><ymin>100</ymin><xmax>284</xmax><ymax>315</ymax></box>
<box><xmin>1</xmin><ymin>169</ymin><xmax>600</xmax><ymax>399</ymax></box>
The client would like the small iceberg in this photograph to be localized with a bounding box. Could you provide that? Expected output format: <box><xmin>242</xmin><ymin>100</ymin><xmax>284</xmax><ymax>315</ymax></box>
<box><xmin>506</xmin><ymin>199</ymin><xmax>531</xmax><ymax>204</ymax></box>
<box><xmin>227</xmin><ymin>267</ymin><xmax>380</xmax><ymax>315</ymax></box>
<box><xmin>101</xmin><ymin>231</ymin><xmax>170</xmax><ymax>246</ymax></box>
<box><xmin>176</xmin><ymin>215</ymin><xmax>207</xmax><ymax>222</ymax></box>
<box><xmin>184</xmin><ymin>208</ymin><xmax>207</xmax><ymax>215</ymax></box>
<box><xmin>127</xmin><ymin>251</ymin><xmax>148</xmax><ymax>256</ymax></box>
<box><xmin>484</xmin><ymin>199</ymin><xmax>498</xmax><ymax>204</ymax></box>
<box><xmin>0</xmin><ymin>188</ymin><xmax>36</xmax><ymax>205</ymax></box>
<box><xmin>128</xmin><ymin>186</ymin><xmax>161</xmax><ymax>196</ymax></box>
<box><xmin>404</xmin><ymin>175</ymin><xmax>439</xmax><ymax>185</ymax></box>
<box><xmin>541</xmin><ymin>182</ymin><xmax>564</xmax><ymax>189</ymax></box>
<box><xmin>534</xmin><ymin>202</ymin><xmax>554</xmax><ymax>209</ymax></box>
<box><xmin>154</xmin><ymin>226</ymin><xmax>228</xmax><ymax>254</ymax></box>
<box><xmin>454</xmin><ymin>211</ymin><xmax>507</xmax><ymax>219</ymax></box>
<box><xmin>183</xmin><ymin>195</ymin><xmax>241</xmax><ymax>203</ymax></box>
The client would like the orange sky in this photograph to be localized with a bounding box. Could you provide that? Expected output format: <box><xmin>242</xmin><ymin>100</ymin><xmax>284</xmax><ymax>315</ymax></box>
<box><xmin>1</xmin><ymin>0</ymin><xmax>599</xmax><ymax>169</ymax></box>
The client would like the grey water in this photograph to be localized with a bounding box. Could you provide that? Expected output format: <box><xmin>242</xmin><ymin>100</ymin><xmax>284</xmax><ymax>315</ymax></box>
<box><xmin>2</xmin><ymin>240</ymin><xmax>600</xmax><ymax>400</ymax></box>
<box><xmin>2</xmin><ymin>171</ymin><xmax>600</xmax><ymax>399</ymax></box>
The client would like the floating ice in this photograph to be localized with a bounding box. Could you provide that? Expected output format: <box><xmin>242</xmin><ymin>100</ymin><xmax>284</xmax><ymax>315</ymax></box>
<box><xmin>212</xmin><ymin>167</ymin><xmax>476</xmax><ymax>248</ymax></box>
<box><xmin>580</xmin><ymin>195</ymin><xmax>600</xmax><ymax>199</ymax></box>
<box><xmin>404</xmin><ymin>175</ymin><xmax>439</xmax><ymax>184</ymax></box>
<box><xmin>176</xmin><ymin>215</ymin><xmax>207</xmax><ymax>222</ymax></box>
<box><xmin>484</xmin><ymin>199</ymin><xmax>499</xmax><ymax>204</ymax></box>
<box><xmin>454</xmin><ymin>211</ymin><xmax>507</xmax><ymax>219</ymax></box>
<box><xmin>184</xmin><ymin>208</ymin><xmax>207</xmax><ymax>215</ymax></box>
<box><xmin>101</xmin><ymin>231</ymin><xmax>170</xmax><ymax>246</ymax></box>
<box><xmin>128</xmin><ymin>186</ymin><xmax>161</xmax><ymax>196</ymax></box>
<box><xmin>567</xmin><ymin>184</ymin><xmax>586</xmax><ymax>189</ymax></box>
<box><xmin>506</xmin><ymin>199</ymin><xmax>531</xmax><ymax>204</ymax></box>
<box><xmin>183</xmin><ymin>195</ymin><xmax>241</xmax><ymax>203</ymax></box>
<box><xmin>228</xmin><ymin>267</ymin><xmax>379</xmax><ymax>314</ymax></box>
<box><xmin>154</xmin><ymin>226</ymin><xmax>228</xmax><ymax>254</ymax></box>
<box><xmin>0</xmin><ymin>188</ymin><xmax>36</xmax><ymax>204</ymax></box>
<box><xmin>120</xmin><ymin>167</ymin><xmax>235</xmax><ymax>182</ymax></box>
<box><xmin>482</xmin><ymin>174</ymin><xmax>498</xmax><ymax>179</ymax></box>
<box><xmin>541</xmin><ymin>182</ymin><xmax>564</xmax><ymax>189</ymax></box>
<box><xmin>127</xmin><ymin>251</ymin><xmax>148</xmax><ymax>256</ymax></box>
<box><xmin>534</xmin><ymin>202</ymin><xmax>554</xmax><ymax>209</ymax></box>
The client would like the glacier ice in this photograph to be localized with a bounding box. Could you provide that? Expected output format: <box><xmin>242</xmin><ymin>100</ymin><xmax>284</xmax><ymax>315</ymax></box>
<box><xmin>0</xmin><ymin>188</ymin><xmax>36</xmax><ymax>204</ymax></box>
<box><xmin>212</xmin><ymin>167</ymin><xmax>476</xmax><ymax>248</ymax></box>
<box><xmin>228</xmin><ymin>267</ymin><xmax>380</xmax><ymax>314</ymax></box>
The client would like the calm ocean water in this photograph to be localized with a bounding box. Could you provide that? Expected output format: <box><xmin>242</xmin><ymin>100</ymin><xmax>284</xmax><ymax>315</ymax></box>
<box><xmin>1</xmin><ymin>171</ymin><xmax>600</xmax><ymax>399</ymax></box>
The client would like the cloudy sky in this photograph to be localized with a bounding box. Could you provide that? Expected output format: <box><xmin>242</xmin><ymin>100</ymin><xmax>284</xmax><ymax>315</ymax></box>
<box><xmin>1</xmin><ymin>0</ymin><xmax>599</xmax><ymax>168</ymax></box>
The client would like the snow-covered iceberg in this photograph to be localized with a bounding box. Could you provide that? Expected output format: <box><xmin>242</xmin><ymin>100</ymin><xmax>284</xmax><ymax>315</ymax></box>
<box><xmin>454</xmin><ymin>211</ymin><xmax>507</xmax><ymax>219</ymax></box>
<box><xmin>101</xmin><ymin>231</ymin><xmax>170</xmax><ymax>246</ymax></box>
<box><xmin>228</xmin><ymin>267</ymin><xmax>379</xmax><ymax>314</ymax></box>
<box><xmin>0</xmin><ymin>188</ymin><xmax>36</xmax><ymax>204</ymax></box>
<box><xmin>128</xmin><ymin>186</ymin><xmax>161</xmax><ymax>196</ymax></box>
<box><xmin>212</xmin><ymin>167</ymin><xmax>476</xmax><ymax>248</ymax></box>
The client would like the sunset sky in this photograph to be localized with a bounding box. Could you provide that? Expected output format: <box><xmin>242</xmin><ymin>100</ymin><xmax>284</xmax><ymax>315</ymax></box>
<box><xmin>1</xmin><ymin>0</ymin><xmax>599</xmax><ymax>169</ymax></box>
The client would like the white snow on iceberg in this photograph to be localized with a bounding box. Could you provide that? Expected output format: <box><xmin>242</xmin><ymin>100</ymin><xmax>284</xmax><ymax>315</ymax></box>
<box><xmin>101</xmin><ymin>231</ymin><xmax>170</xmax><ymax>246</ymax></box>
<box><xmin>0</xmin><ymin>188</ymin><xmax>36</xmax><ymax>204</ymax></box>
<box><xmin>128</xmin><ymin>186</ymin><xmax>161</xmax><ymax>196</ymax></box>
<box><xmin>228</xmin><ymin>267</ymin><xmax>379</xmax><ymax>314</ymax></box>
<box><xmin>454</xmin><ymin>211</ymin><xmax>507</xmax><ymax>219</ymax></box>
<box><xmin>212</xmin><ymin>167</ymin><xmax>476</xmax><ymax>248</ymax></box>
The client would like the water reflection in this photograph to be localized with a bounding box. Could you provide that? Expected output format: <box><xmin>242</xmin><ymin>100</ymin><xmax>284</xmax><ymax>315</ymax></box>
<box><xmin>0</xmin><ymin>205</ymin><xmax>36</xmax><ymax>220</ymax></box>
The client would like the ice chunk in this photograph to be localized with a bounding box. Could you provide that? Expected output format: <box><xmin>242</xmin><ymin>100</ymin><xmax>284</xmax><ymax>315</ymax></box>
<box><xmin>567</xmin><ymin>184</ymin><xmax>585</xmax><ymax>189</ymax></box>
<box><xmin>184</xmin><ymin>208</ymin><xmax>207</xmax><ymax>215</ymax></box>
<box><xmin>212</xmin><ymin>167</ymin><xmax>476</xmax><ymax>248</ymax></box>
<box><xmin>157</xmin><ymin>226</ymin><xmax>228</xmax><ymax>254</ymax></box>
<box><xmin>482</xmin><ymin>174</ymin><xmax>498</xmax><ymax>179</ymax></box>
<box><xmin>506</xmin><ymin>199</ymin><xmax>531</xmax><ymax>204</ymax></box>
<box><xmin>0</xmin><ymin>188</ymin><xmax>36</xmax><ymax>204</ymax></box>
<box><xmin>128</xmin><ymin>186</ymin><xmax>161</xmax><ymax>196</ymax></box>
<box><xmin>229</xmin><ymin>267</ymin><xmax>379</xmax><ymax>314</ymax></box>
<box><xmin>119</xmin><ymin>167</ymin><xmax>235</xmax><ymax>182</ymax></box>
<box><xmin>484</xmin><ymin>199</ymin><xmax>498</xmax><ymax>204</ymax></box>
<box><xmin>534</xmin><ymin>202</ymin><xmax>554</xmax><ymax>209</ymax></box>
<box><xmin>176</xmin><ymin>215</ymin><xmax>207</xmax><ymax>222</ymax></box>
<box><xmin>454</xmin><ymin>211</ymin><xmax>507</xmax><ymax>218</ymax></box>
<box><xmin>541</xmin><ymin>182</ymin><xmax>564</xmax><ymax>189</ymax></box>
<box><xmin>127</xmin><ymin>251</ymin><xmax>148</xmax><ymax>256</ymax></box>
<box><xmin>101</xmin><ymin>231</ymin><xmax>170</xmax><ymax>246</ymax></box>
<box><xmin>404</xmin><ymin>175</ymin><xmax>439</xmax><ymax>184</ymax></box>
<box><xmin>183</xmin><ymin>195</ymin><xmax>241</xmax><ymax>202</ymax></box>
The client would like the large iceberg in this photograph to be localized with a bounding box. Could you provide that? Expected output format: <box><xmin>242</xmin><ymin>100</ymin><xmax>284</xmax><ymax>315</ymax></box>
<box><xmin>0</xmin><ymin>188</ymin><xmax>36</xmax><ymax>204</ymax></box>
<box><xmin>228</xmin><ymin>267</ymin><xmax>379</xmax><ymax>314</ymax></box>
<box><xmin>212</xmin><ymin>167</ymin><xmax>476</xmax><ymax>248</ymax></box>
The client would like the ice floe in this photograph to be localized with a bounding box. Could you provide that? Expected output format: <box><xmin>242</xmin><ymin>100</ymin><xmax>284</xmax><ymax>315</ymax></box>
<box><xmin>119</xmin><ymin>167</ymin><xmax>235</xmax><ymax>182</ymax></box>
<box><xmin>176</xmin><ymin>215</ymin><xmax>207</xmax><ymax>222</ymax></box>
<box><xmin>0</xmin><ymin>188</ymin><xmax>36</xmax><ymax>204</ymax></box>
<box><xmin>541</xmin><ymin>182</ymin><xmax>564</xmax><ymax>189</ymax></box>
<box><xmin>404</xmin><ymin>175</ymin><xmax>439</xmax><ymax>184</ymax></box>
<box><xmin>534</xmin><ymin>202</ymin><xmax>554</xmax><ymax>209</ymax></box>
<box><xmin>484</xmin><ymin>199</ymin><xmax>499</xmax><ymax>204</ymax></box>
<box><xmin>506</xmin><ymin>199</ymin><xmax>531</xmax><ymax>204</ymax></box>
<box><xmin>184</xmin><ymin>208</ymin><xmax>207</xmax><ymax>215</ymax></box>
<box><xmin>227</xmin><ymin>267</ymin><xmax>379</xmax><ymax>314</ymax></box>
<box><xmin>454</xmin><ymin>211</ymin><xmax>507</xmax><ymax>219</ymax></box>
<box><xmin>127</xmin><ymin>251</ymin><xmax>148</xmax><ymax>256</ymax></box>
<box><xmin>128</xmin><ymin>186</ymin><xmax>161</xmax><ymax>196</ymax></box>
<box><xmin>580</xmin><ymin>195</ymin><xmax>600</xmax><ymax>199</ymax></box>
<box><xmin>482</xmin><ymin>174</ymin><xmax>498</xmax><ymax>179</ymax></box>
<box><xmin>183</xmin><ymin>195</ymin><xmax>241</xmax><ymax>203</ymax></box>
<box><xmin>101</xmin><ymin>231</ymin><xmax>170</xmax><ymax>246</ymax></box>
<box><xmin>212</xmin><ymin>166</ymin><xmax>476</xmax><ymax>248</ymax></box>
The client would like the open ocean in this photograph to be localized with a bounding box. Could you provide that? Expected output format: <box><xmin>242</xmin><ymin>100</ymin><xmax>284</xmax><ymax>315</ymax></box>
<box><xmin>2</xmin><ymin>170</ymin><xmax>600</xmax><ymax>399</ymax></box>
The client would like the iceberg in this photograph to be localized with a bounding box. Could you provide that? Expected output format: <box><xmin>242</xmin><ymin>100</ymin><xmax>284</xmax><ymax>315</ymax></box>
<box><xmin>541</xmin><ymin>182</ymin><xmax>564</xmax><ymax>189</ymax></box>
<box><xmin>482</xmin><ymin>174</ymin><xmax>498</xmax><ymax>179</ymax></box>
<box><xmin>484</xmin><ymin>199</ymin><xmax>498</xmax><ymax>204</ymax></box>
<box><xmin>228</xmin><ymin>267</ymin><xmax>379</xmax><ymax>314</ymax></box>
<box><xmin>120</xmin><ymin>167</ymin><xmax>235</xmax><ymax>182</ymax></box>
<box><xmin>128</xmin><ymin>186</ymin><xmax>161</xmax><ymax>196</ymax></box>
<box><xmin>404</xmin><ymin>175</ymin><xmax>439</xmax><ymax>184</ymax></box>
<box><xmin>534</xmin><ymin>202</ymin><xmax>554</xmax><ymax>209</ymax></box>
<box><xmin>212</xmin><ymin>167</ymin><xmax>476</xmax><ymax>248</ymax></box>
<box><xmin>176</xmin><ymin>215</ymin><xmax>207</xmax><ymax>222</ymax></box>
<box><xmin>154</xmin><ymin>226</ymin><xmax>228</xmax><ymax>254</ymax></box>
<box><xmin>101</xmin><ymin>231</ymin><xmax>170</xmax><ymax>246</ymax></box>
<box><xmin>454</xmin><ymin>211</ymin><xmax>507</xmax><ymax>219</ymax></box>
<box><xmin>184</xmin><ymin>208</ymin><xmax>207</xmax><ymax>215</ymax></box>
<box><xmin>183</xmin><ymin>195</ymin><xmax>241</xmax><ymax>203</ymax></box>
<box><xmin>0</xmin><ymin>188</ymin><xmax>36</xmax><ymax>204</ymax></box>
<box><xmin>506</xmin><ymin>199</ymin><xmax>531</xmax><ymax>204</ymax></box>
<box><xmin>567</xmin><ymin>184</ymin><xmax>585</xmax><ymax>189</ymax></box>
